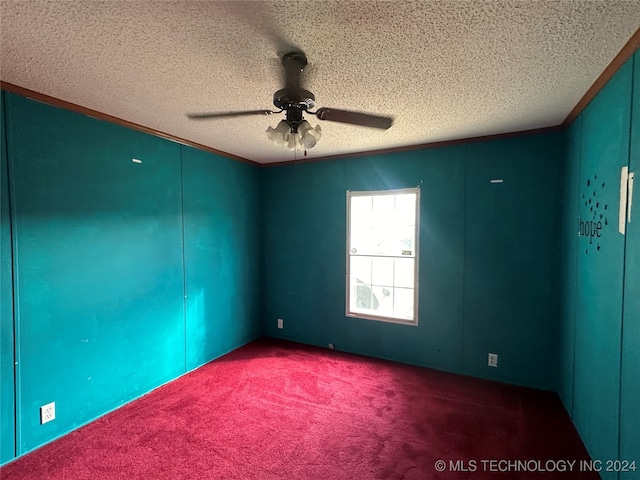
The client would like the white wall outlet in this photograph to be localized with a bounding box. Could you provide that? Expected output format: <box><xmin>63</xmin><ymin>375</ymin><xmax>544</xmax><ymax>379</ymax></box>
<box><xmin>40</xmin><ymin>402</ymin><xmax>55</xmax><ymax>424</ymax></box>
<box><xmin>488</xmin><ymin>353</ymin><xmax>498</xmax><ymax>368</ymax></box>
<box><xmin>328</xmin><ymin>343</ymin><xmax>334</xmax><ymax>349</ymax></box>
<box><xmin>277</xmin><ymin>318</ymin><xmax>283</xmax><ymax>329</ymax></box>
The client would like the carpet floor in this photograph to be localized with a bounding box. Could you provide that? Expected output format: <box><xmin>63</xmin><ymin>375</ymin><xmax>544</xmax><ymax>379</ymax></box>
<box><xmin>1</xmin><ymin>337</ymin><xmax>596</xmax><ymax>479</ymax></box>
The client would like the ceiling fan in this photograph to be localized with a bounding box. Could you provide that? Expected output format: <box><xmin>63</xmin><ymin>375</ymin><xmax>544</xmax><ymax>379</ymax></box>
<box><xmin>187</xmin><ymin>50</ymin><xmax>394</xmax><ymax>152</ymax></box>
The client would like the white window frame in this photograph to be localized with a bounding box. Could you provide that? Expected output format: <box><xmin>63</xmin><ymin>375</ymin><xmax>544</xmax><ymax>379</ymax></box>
<box><xmin>346</xmin><ymin>187</ymin><xmax>420</xmax><ymax>325</ymax></box>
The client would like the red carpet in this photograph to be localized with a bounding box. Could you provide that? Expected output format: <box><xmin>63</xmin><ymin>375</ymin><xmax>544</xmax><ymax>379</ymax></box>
<box><xmin>1</xmin><ymin>338</ymin><xmax>596</xmax><ymax>480</ymax></box>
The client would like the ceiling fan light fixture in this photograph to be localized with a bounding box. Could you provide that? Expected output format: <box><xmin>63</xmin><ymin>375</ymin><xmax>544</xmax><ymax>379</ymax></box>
<box><xmin>265</xmin><ymin>120</ymin><xmax>291</xmax><ymax>148</ymax></box>
<box><xmin>266</xmin><ymin>119</ymin><xmax>321</xmax><ymax>151</ymax></box>
<box><xmin>299</xmin><ymin>120</ymin><xmax>321</xmax><ymax>149</ymax></box>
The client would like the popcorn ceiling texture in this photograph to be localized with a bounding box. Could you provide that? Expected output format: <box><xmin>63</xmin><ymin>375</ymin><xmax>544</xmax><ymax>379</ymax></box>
<box><xmin>1</xmin><ymin>0</ymin><xmax>639</xmax><ymax>164</ymax></box>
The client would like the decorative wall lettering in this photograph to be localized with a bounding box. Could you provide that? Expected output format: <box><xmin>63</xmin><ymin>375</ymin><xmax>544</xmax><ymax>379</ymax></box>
<box><xmin>579</xmin><ymin>173</ymin><xmax>609</xmax><ymax>254</ymax></box>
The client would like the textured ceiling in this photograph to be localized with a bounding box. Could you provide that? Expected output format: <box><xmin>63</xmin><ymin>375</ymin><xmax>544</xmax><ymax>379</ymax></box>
<box><xmin>1</xmin><ymin>1</ymin><xmax>640</xmax><ymax>164</ymax></box>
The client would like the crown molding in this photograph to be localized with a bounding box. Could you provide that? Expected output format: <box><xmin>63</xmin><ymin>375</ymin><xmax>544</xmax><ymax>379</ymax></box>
<box><xmin>0</xmin><ymin>81</ymin><xmax>258</xmax><ymax>166</ymax></box>
<box><xmin>563</xmin><ymin>27</ymin><xmax>640</xmax><ymax>127</ymax></box>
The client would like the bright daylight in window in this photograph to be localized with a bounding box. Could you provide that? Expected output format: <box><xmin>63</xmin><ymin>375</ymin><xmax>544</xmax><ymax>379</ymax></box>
<box><xmin>346</xmin><ymin>188</ymin><xmax>419</xmax><ymax>324</ymax></box>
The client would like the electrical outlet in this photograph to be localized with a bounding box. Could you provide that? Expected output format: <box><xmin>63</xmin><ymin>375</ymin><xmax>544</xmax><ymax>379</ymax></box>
<box><xmin>277</xmin><ymin>318</ymin><xmax>283</xmax><ymax>329</ymax></box>
<box><xmin>328</xmin><ymin>343</ymin><xmax>334</xmax><ymax>350</ymax></box>
<box><xmin>488</xmin><ymin>353</ymin><xmax>498</xmax><ymax>368</ymax></box>
<box><xmin>40</xmin><ymin>402</ymin><xmax>55</xmax><ymax>424</ymax></box>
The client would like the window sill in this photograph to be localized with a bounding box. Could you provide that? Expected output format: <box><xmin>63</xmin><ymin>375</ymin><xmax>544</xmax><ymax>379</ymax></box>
<box><xmin>346</xmin><ymin>312</ymin><xmax>418</xmax><ymax>326</ymax></box>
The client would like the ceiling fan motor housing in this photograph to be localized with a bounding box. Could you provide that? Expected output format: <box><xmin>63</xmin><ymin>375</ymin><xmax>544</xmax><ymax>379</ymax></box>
<box><xmin>272</xmin><ymin>89</ymin><xmax>315</xmax><ymax>111</ymax></box>
<box><xmin>273</xmin><ymin>87</ymin><xmax>315</xmax><ymax>133</ymax></box>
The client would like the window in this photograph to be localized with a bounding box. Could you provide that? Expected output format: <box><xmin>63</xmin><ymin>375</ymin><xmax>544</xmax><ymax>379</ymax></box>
<box><xmin>346</xmin><ymin>188</ymin><xmax>419</xmax><ymax>324</ymax></box>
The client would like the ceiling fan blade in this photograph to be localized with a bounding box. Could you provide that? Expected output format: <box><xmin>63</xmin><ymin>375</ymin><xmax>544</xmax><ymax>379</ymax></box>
<box><xmin>314</xmin><ymin>108</ymin><xmax>393</xmax><ymax>130</ymax></box>
<box><xmin>223</xmin><ymin>1</ymin><xmax>302</xmax><ymax>58</ymax></box>
<box><xmin>187</xmin><ymin>110</ymin><xmax>277</xmax><ymax>120</ymax></box>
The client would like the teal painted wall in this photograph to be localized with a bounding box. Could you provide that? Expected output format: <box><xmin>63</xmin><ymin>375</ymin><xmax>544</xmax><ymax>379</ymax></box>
<box><xmin>182</xmin><ymin>146</ymin><xmax>261</xmax><ymax>371</ymax></box>
<box><xmin>1</xmin><ymin>92</ymin><xmax>260</xmax><ymax>462</ymax></box>
<box><xmin>6</xmin><ymin>93</ymin><xmax>185</xmax><ymax>454</ymax></box>
<box><xmin>261</xmin><ymin>159</ymin><xmax>350</xmax><ymax>352</ymax></box>
<box><xmin>559</xmin><ymin>53</ymin><xmax>639</xmax><ymax>479</ymax></box>
<box><xmin>574</xmin><ymin>59</ymin><xmax>630</xmax><ymax>478</ymax></box>
<box><xmin>1</xmin><ymin>92</ymin><xmax>17</xmax><ymax>462</ymax></box>
<box><xmin>462</xmin><ymin>136</ymin><xmax>563</xmax><ymax>389</ymax></box>
<box><xmin>558</xmin><ymin>116</ymin><xmax>581</xmax><ymax>415</ymax></box>
<box><xmin>262</xmin><ymin>134</ymin><xmax>564</xmax><ymax>391</ymax></box>
<box><xmin>620</xmin><ymin>50</ymin><xmax>640</xmax><ymax>471</ymax></box>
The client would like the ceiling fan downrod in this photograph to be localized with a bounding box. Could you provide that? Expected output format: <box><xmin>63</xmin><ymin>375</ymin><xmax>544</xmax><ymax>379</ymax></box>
<box><xmin>272</xmin><ymin>52</ymin><xmax>316</xmax><ymax>133</ymax></box>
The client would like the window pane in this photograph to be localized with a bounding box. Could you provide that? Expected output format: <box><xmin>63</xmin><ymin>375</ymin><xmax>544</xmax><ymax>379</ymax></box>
<box><xmin>394</xmin><ymin>258</ymin><xmax>414</xmax><ymax>288</ymax></box>
<box><xmin>371</xmin><ymin>256</ymin><xmax>393</xmax><ymax>287</ymax></box>
<box><xmin>373</xmin><ymin>195</ymin><xmax>395</xmax><ymax>222</ymax></box>
<box><xmin>350</xmin><ymin>193</ymin><xmax>417</xmax><ymax>258</ymax></box>
<box><xmin>350</xmin><ymin>256</ymin><xmax>371</xmax><ymax>284</ymax></box>
<box><xmin>350</xmin><ymin>230</ymin><xmax>375</xmax><ymax>255</ymax></box>
<box><xmin>351</xmin><ymin>280</ymin><xmax>374</xmax><ymax>311</ymax></box>
<box><xmin>350</xmin><ymin>196</ymin><xmax>373</xmax><ymax>234</ymax></box>
<box><xmin>371</xmin><ymin>285</ymin><xmax>393</xmax><ymax>315</ymax></box>
<box><xmin>393</xmin><ymin>287</ymin><xmax>414</xmax><ymax>319</ymax></box>
<box><xmin>395</xmin><ymin>193</ymin><xmax>416</xmax><ymax>226</ymax></box>
<box><xmin>398</xmin><ymin>226</ymin><xmax>415</xmax><ymax>257</ymax></box>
